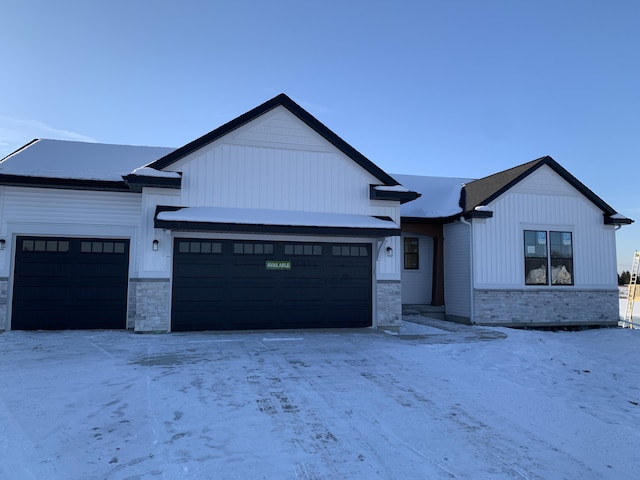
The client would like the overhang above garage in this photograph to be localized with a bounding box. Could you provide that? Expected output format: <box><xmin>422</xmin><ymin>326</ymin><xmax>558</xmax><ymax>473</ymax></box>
<box><xmin>154</xmin><ymin>206</ymin><xmax>401</xmax><ymax>237</ymax></box>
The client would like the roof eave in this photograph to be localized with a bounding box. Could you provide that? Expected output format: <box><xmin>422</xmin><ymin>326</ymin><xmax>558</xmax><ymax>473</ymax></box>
<box><xmin>153</xmin><ymin>206</ymin><xmax>400</xmax><ymax>237</ymax></box>
<box><xmin>604</xmin><ymin>214</ymin><xmax>634</xmax><ymax>226</ymax></box>
<box><xmin>0</xmin><ymin>174</ymin><xmax>131</xmax><ymax>192</ymax></box>
<box><xmin>370</xmin><ymin>185</ymin><xmax>421</xmax><ymax>204</ymax></box>
<box><xmin>463</xmin><ymin>210</ymin><xmax>494</xmax><ymax>219</ymax></box>
<box><xmin>122</xmin><ymin>174</ymin><xmax>182</xmax><ymax>193</ymax></box>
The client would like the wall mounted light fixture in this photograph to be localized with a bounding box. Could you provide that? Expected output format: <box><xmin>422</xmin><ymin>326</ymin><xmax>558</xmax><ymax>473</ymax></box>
<box><xmin>152</xmin><ymin>239</ymin><xmax>159</xmax><ymax>251</ymax></box>
<box><xmin>386</xmin><ymin>246</ymin><xmax>393</xmax><ymax>257</ymax></box>
<box><xmin>0</xmin><ymin>239</ymin><xmax>5</xmax><ymax>250</ymax></box>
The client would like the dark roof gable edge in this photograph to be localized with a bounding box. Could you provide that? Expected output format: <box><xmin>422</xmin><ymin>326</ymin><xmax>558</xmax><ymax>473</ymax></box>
<box><xmin>147</xmin><ymin>94</ymin><xmax>399</xmax><ymax>185</ymax></box>
<box><xmin>464</xmin><ymin>156</ymin><xmax>618</xmax><ymax>216</ymax></box>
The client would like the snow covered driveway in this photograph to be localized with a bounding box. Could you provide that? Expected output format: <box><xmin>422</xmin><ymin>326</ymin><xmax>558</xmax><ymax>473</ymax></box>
<box><xmin>0</xmin><ymin>320</ymin><xmax>638</xmax><ymax>480</ymax></box>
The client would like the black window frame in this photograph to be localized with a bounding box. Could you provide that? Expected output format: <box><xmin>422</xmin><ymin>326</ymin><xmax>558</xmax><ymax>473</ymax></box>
<box><xmin>404</xmin><ymin>237</ymin><xmax>419</xmax><ymax>270</ymax></box>
<box><xmin>524</xmin><ymin>230</ymin><xmax>573</xmax><ymax>286</ymax></box>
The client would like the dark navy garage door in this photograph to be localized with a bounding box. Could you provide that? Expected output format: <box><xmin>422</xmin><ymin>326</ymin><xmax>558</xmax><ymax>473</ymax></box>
<box><xmin>12</xmin><ymin>237</ymin><xmax>130</xmax><ymax>330</ymax></box>
<box><xmin>171</xmin><ymin>239</ymin><xmax>372</xmax><ymax>331</ymax></box>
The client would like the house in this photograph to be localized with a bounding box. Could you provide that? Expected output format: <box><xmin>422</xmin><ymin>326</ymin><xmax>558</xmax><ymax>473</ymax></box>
<box><xmin>396</xmin><ymin>158</ymin><xmax>633</xmax><ymax>327</ymax></box>
<box><xmin>0</xmin><ymin>94</ymin><xmax>632</xmax><ymax>332</ymax></box>
<box><xmin>0</xmin><ymin>94</ymin><xmax>418</xmax><ymax>332</ymax></box>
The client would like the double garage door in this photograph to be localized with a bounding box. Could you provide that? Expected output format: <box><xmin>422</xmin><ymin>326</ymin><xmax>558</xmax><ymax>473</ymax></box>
<box><xmin>12</xmin><ymin>236</ymin><xmax>130</xmax><ymax>330</ymax></box>
<box><xmin>171</xmin><ymin>239</ymin><xmax>372</xmax><ymax>331</ymax></box>
<box><xmin>11</xmin><ymin>236</ymin><xmax>372</xmax><ymax>331</ymax></box>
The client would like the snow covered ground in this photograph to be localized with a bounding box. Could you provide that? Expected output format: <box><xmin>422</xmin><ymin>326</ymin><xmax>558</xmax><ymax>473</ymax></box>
<box><xmin>619</xmin><ymin>297</ymin><xmax>640</xmax><ymax>328</ymax></box>
<box><xmin>0</xmin><ymin>319</ymin><xmax>638</xmax><ymax>480</ymax></box>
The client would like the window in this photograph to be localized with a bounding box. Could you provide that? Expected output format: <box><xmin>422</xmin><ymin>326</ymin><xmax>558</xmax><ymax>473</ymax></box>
<box><xmin>404</xmin><ymin>237</ymin><xmax>419</xmax><ymax>269</ymax></box>
<box><xmin>286</xmin><ymin>244</ymin><xmax>322</xmax><ymax>256</ymax></box>
<box><xmin>22</xmin><ymin>239</ymin><xmax>69</xmax><ymax>252</ymax></box>
<box><xmin>81</xmin><ymin>241</ymin><xmax>126</xmax><ymax>254</ymax></box>
<box><xmin>331</xmin><ymin>245</ymin><xmax>368</xmax><ymax>257</ymax></box>
<box><xmin>233</xmin><ymin>243</ymin><xmax>273</xmax><ymax>255</ymax></box>
<box><xmin>177</xmin><ymin>241</ymin><xmax>222</xmax><ymax>254</ymax></box>
<box><xmin>524</xmin><ymin>230</ymin><xmax>573</xmax><ymax>285</ymax></box>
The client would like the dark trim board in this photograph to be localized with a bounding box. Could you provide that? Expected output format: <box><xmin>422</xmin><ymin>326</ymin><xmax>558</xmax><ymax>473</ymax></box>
<box><xmin>156</xmin><ymin>219</ymin><xmax>400</xmax><ymax>238</ymax></box>
<box><xmin>154</xmin><ymin>206</ymin><xmax>401</xmax><ymax>237</ymax></box>
<box><xmin>0</xmin><ymin>174</ymin><xmax>130</xmax><ymax>192</ymax></box>
<box><xmin>123</xmin><ymin>173</ymin><xmax>182</xmax><ymax>192</ymax></box>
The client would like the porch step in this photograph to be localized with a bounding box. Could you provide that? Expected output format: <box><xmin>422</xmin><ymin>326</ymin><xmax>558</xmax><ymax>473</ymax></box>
<box><xmin>402</xmin><ymin>304</ymin><xmax>446</xmax><ymax>320</ymax></box>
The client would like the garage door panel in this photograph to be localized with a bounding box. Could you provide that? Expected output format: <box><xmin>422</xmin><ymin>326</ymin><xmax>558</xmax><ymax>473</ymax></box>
<box><xmin>16</xmin><ymin>262</ymin><xmax>73</xmax><ymax>277</ymax></box>
<box><xmin>12</xmin><ymin>237</ymin><xmax>129</xmax><ymax>330</ymax></box>
<box><xmin>76</xmin><ymin>263</ymin><xmax>127</xmax><ymax>278</ymax></box>
<box><xmin>14</xmin><ymin>286</ymin><xmax>70</xmax><ymax>302</ymax></box>
<box><xmin>172</xmin><ymin>267</ymin><xmax>225</xmax><ymax>279</ymax></box>
<box><xmin>172</xmin><ymin>288</ymin><xmax>226</xmax><ymax>303</ymax></box>
<box><xmin>172</xmin><ymin>239</ymin><xmax>372</xmax><ymax>331</ymax></box>
<box><xmin>75</xmin><ymin>286</ymin><xmax>125</xmax><ymax>301</ymax></box>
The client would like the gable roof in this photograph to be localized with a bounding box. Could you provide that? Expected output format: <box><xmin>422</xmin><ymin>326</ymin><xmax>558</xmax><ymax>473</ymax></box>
<box><xmin>147</xmin><ymin>93</ymin><xmax>401</xmax><ymax>186</ymax></box>
<box><xmin>396</xmin><ymin>156</ymin><xmax>632</xmax><ymax>225</ymax></box>
<box><xmin>460</xmin><ymin>155</ymin><xmax>621</xmax><ymax>217</ymax></box>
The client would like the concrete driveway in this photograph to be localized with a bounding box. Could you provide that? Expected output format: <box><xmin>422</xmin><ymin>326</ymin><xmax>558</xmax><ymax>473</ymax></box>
<box><xmin>0</xmin><ymin>319</ymin><xmax>637</xmax><ymax>479</ymax></box>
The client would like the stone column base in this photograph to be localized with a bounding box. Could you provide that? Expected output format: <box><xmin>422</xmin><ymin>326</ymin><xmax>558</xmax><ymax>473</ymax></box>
<box><xmin>128</xmin><ymin>278</ymin><xmax>171</xmax><ymax>332</ymax></box>
<box><xmin>376</xmin><ymin>280</ymin><xmax>402</xmax><ymax>331</ymax></box>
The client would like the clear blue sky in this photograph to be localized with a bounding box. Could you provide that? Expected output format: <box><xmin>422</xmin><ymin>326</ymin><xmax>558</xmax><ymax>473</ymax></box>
<box><xmin>1</xmin><ymin>1</ymin><xmax>638</xmax><ymax>272</ymax></box>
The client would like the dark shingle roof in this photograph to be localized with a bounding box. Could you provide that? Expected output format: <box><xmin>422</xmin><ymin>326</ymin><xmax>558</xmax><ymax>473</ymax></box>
<box><xmin>460</xmin><ymin>155</ymin><xmax>618</xmax><ymax>216</ymax></box>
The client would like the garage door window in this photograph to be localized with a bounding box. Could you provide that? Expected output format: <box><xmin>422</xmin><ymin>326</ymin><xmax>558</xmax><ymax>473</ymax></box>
<box><xmin>178</xmin><ymin>241</ymin><xmax>222</xmax><ymax>254</ymax></box>
<box><xmin>21</xmin><ymin>239</ymin><xmax>69</xmax><ymax>252</ymax></box>
<box><xmin>332</xmin><ymin>245</ymin><xmax>369</xmax><ymax>257</ymax></box>
<box><xmin>81</xmin><ymin>241</ymin><xmax>126</xmax><ymax>254</ymax></box>
<box><xmin>285</xmin><ymin>244</ymin><xmax>322</xmax><ymax>256</ymax></box>
<box><xmin>234</xmin><ymin>243</ymin><xmax>274</xmax><ymax>255</ymax></box>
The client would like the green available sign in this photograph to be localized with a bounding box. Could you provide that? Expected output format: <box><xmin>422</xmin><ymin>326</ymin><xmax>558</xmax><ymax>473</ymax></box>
<box><xmin>265</xmin><ymin>260</ymin><xmax>292</xmax><ymax>270</ymax></box>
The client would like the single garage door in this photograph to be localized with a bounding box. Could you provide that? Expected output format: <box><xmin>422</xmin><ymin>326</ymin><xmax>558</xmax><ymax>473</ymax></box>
<box><xmin>171</xmin><ymin>239</ymin><xmax>372</xmax><ymax>331</ymax></box>
<box><xmin>12</xmin><ymin>236</ymin><xmax>130</xmax><ymax>330</ymax></box>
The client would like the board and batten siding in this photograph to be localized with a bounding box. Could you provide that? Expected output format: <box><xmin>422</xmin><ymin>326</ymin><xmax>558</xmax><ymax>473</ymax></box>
<box><xmin>0</xmin><ymin>186</ymin><xmax>142</xmax><ymax>277</ymax></box>
<box><xmin>444</xmin><ymin>221</ymin><xmax>471</xmax><ymax>321</ymax></box>
<box><xmin>401</xmin><ymin>234</ymin><xmax>433</xmax><ymax>304</ymax></box>
<box><xmin>472</xmin><ymin>165</ymin><xmax>618</xmax><ymax>288</ymax></box>
<box><xmin>166</xmin><ymin>107</ymin><xmax>398</xmax><ymax>223</ymax></box>
<box><xmin>139</xmin><ymin>188</ymin><xmax>181</xmax><ymax>276</ymax></box>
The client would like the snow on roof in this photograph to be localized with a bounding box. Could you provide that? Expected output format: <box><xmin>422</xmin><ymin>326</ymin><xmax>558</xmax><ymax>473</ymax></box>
<box><xmin>0</xmin><ymin>139</ymin><xmax>175</xmax><ymax>182</ymax></box>
<box><xmin>610</xmin><ymin>213</ymin><xmax>630</xmax><ymax>220</ymax></box>
<box><xmin>129</xmin><ymin>166</ymin><xmax>181</xmax><ymax>178</ymax></box>
<box><xmin>157</xmin><ymin>207</ymin><xmax>399</xmax><ymax>230</ymax></box>
<box><xmin>373</xmin><ymin>184</ymin><xmax>410</xmax><ymax>193</ymax></box>
<box><xmin>392</xmin><ymin>173</ymin><xmax>476</xmax><ymax>218</ymax></box>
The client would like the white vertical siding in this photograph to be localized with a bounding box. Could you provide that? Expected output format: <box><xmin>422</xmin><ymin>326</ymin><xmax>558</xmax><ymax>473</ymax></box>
<box><xmin>444</xmin><ymin>222</ymin><xmax>471</xmax><ymax>318</ymax></box>
<box><xmin>139</xmin><ymin>188</ymin><xmax>181</xmax><ymax>276</ymax></box>
<box><xmin>168</xmin><ymin>107</ymin><xmax>395</xmax><ymax>220</ymax></box>
<box><xmin>0</xmin><ymin>186</ymin><xmax>142</xmax><ymax>277</ymax></box>
<box><xmin>473</xmin><ymin>166</ymin><xmax>617</xmax><ymax>288</ymax></box>
<box><xmin>401</xmin><ymin>234</ymin><xmax>434</xmax><ymax>304</ymax></box>
<box><xmin>376</xmin><ymin>236</ymin><xmax>402</xmax><ymax>281</ymax></box>
<box><xmin>159</xmin><ymin>106</ymin><xmax>403</xmax><ymax>281</ymax></box>
<box><xmin>178</xmin><ymin>144</ymin><xmax>380</xmax><ymax>214</ymax></box>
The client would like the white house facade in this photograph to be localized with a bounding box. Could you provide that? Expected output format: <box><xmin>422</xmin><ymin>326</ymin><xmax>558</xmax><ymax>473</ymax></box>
<box><xmin>0</xmin><ymin>95</ymin><xmax>632</xmax><ymax>332</ymax></box>
<box><xmin>0</xmin><ymin>94</ymin><xmax>418</xmax><ymax>332</ymax></box>
<box><xmin>399</xmin><ymin>158</ymin><xmax>633</xmax><ymax>327</ymax></box>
